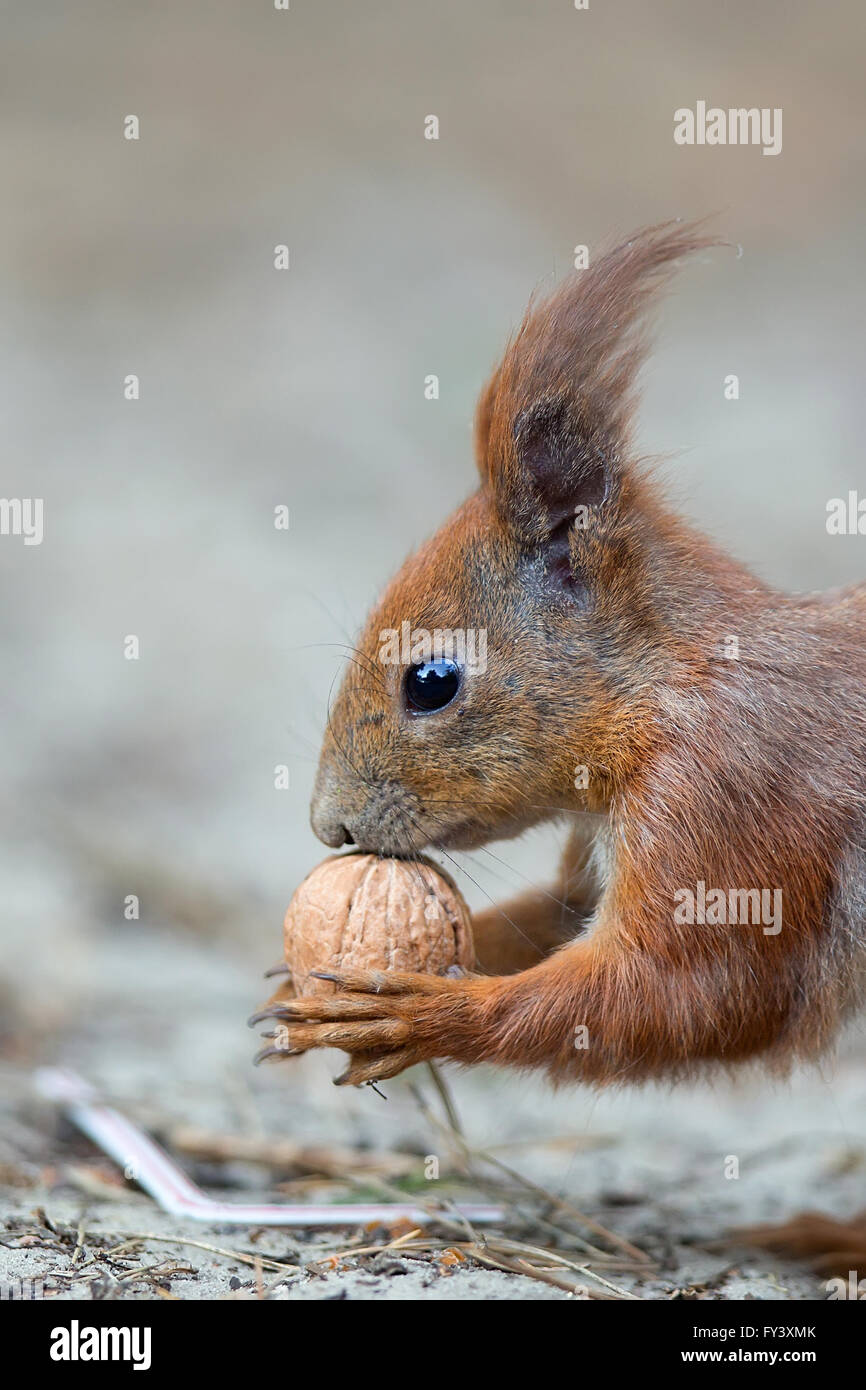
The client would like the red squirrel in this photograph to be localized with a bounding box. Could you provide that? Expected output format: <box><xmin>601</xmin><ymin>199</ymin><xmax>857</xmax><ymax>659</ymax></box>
<box><xmin>261</xmin><ymin>222</ymin><xmax>866</xmax><ymax>1271</ymax></box>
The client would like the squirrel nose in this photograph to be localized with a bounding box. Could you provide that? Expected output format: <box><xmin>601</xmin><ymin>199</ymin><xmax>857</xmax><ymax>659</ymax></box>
<box><xmin>310</xmin><ymin>777</ymin><xmax>357</xmax><ymax>848</ymax></box>
<box><xmin>311</xmin><ymin>813</ymin><xmax>355</xmax><ymax>849</ymax></box>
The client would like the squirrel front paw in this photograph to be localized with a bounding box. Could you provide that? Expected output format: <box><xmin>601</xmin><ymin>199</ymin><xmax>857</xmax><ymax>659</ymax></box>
<box><xmin>248</xmin><ymin>968</ymin><xmax>484</xmax><ymax>1085</ymax></box>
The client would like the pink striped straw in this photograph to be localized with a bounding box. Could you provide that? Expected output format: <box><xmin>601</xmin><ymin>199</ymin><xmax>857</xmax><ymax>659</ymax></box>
<box><xmin>35</xmin><ymin>1067</ymin><xmax>503</xmax><ymax>1227</ymax></box>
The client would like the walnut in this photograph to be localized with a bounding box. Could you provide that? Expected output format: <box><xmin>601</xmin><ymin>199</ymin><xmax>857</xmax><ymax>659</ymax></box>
<box><xmin>282</xmin><ymin>854</ymin><xmax>475</xmax><ymax>997</ymax></box>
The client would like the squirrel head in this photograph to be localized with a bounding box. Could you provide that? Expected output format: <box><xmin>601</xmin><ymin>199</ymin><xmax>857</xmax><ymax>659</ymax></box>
<box><xmin>311</xmin><ymin>222</ymin><xmax>719</xmax><ymax>855</ymax></box>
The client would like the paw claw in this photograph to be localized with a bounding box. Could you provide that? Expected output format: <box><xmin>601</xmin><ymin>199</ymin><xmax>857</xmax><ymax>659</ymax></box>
<box><xmin>247</xmin><ymin>1005</ymin><xmax>292</xmax><ymax>1027</ymax></box>
<box><xmin>253</xmin><ymin>1043</ymin><xmax>302</xmax><ymax>1065</ymax></box>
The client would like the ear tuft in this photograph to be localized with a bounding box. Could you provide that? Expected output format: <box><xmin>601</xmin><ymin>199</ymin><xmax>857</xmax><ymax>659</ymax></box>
<box><xmin>476</xmin><ymin>220</ymin><xmax>720</xmax><ymax>559</ymax></box>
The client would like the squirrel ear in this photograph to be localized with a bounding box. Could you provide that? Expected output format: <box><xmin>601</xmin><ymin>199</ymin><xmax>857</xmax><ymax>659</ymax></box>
<box><xmin>513</xmin><ymin>395</ymin><xmax>610</xmax><ymax>528</ymax></box>
<box><xmin>477</xmin><ymin>220</ymin><xmax>719</xmax><ymax>567</ymax></box>
<box><xmin>509</xmin><ymin>396</ymin><xmax>613</xmax><ymax>590</ymax></box>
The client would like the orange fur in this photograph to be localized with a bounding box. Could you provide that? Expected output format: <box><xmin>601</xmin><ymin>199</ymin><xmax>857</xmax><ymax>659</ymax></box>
<box><xmin>266</xmin><ymin>222</ymin><xmax>866</xmax><ymax>1272</ymax></box>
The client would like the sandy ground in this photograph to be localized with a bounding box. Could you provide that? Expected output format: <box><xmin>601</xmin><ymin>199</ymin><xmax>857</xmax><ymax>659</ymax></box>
<box><xmin>2</xmin><ymin>1</ymin><xmax>865</xmax><ymax>1302</ymax></box>
<box><xmin>2</xmin><ymin>921</ymin><xmax>864</xmax><ymax>1300</ymax></box>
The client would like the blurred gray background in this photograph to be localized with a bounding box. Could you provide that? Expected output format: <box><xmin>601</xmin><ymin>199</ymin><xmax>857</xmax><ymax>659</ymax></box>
<box><xmin>1</xmin><ymin>0</ymin><xmax>865</xmax><ymax>1299</ymax></box>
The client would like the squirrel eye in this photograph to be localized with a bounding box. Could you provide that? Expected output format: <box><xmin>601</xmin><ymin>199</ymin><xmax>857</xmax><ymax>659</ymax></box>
<box><xmin>404</xmin><ymin>659</ymin><xmax>461</xmax><ymax>714</ymax></box>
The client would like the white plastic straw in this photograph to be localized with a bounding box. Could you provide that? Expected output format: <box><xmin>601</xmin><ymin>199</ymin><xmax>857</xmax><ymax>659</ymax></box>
<box><xmin>35</xmin><ymin>1067</ymin><xmax>503</xmax><ymax>1227</ymax></box>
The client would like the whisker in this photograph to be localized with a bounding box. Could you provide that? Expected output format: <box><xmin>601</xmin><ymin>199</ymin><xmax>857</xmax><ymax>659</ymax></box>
<box><xmin>289</xmin><ymin>585</ymin><xmax>358</xmax><ymax>648</ymax></box>
<box><xmin>473</xmin><ymin>844</ymin><xmax>581</xmax><ymax>918</ymax></box>
<box><xmin>280</xmin><ymin>720</ymin><xmax>321</xmax><ymax>758</ymax></box>
<box><xmin>325</xmin><ymin>670</ymin><xmax>372</xmax><ymax>788</ymax></box>
<box><xmin>293</xmin><ymin>642</ymin><xmax>388</xmax><ymax>692</ymax></box>
<box><xmin>400</xmin><ymin>811</ymin><xmax>546</xmax><ymax>961</ymax></box>
<box><xmin>395</xmin><ymin>811</ymin><xmax>449</xmax><ymax>913</ymax></box>
<box><xmin>435</xmin><ymin>848</ymin><xmax>547</xmax><ymax>961</ymax></box>
<box><xmin>412</xmin><ymin>794</ymin><xmax>589</xmax><ymax>820</ymax></box>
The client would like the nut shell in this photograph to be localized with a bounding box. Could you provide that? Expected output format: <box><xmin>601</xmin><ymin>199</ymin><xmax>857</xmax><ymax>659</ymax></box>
<box><xmin>283</xmin><ymin>854</ymin><xmax>475</xmax><ymax>997</ymax></box>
